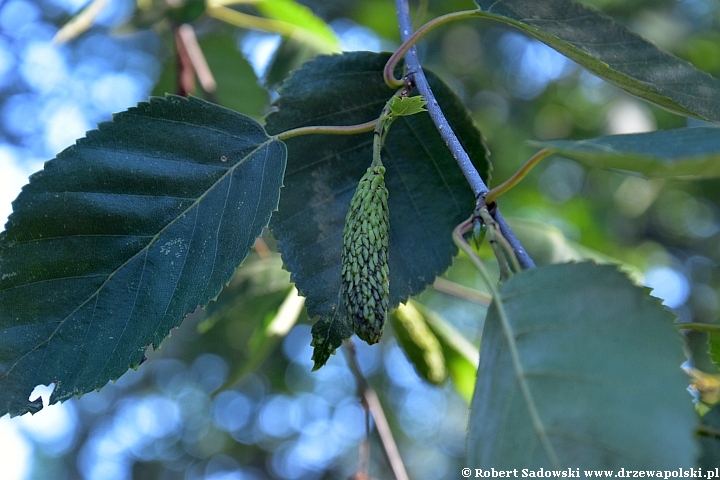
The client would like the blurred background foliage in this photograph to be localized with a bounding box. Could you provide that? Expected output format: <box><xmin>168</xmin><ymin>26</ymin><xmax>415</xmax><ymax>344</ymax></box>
<box><xmin>2</xmin><ymin>0</ymin><xmax>720</xmax><ymax>478</ymax></box>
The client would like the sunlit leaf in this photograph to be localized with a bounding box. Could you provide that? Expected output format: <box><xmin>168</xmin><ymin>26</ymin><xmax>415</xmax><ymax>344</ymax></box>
<box><xmin>0</xmin><ymin>96</ymin><xmax>286</xmax><ymax>417</ymax></box>
<box><xmin>255</xmin><ymin>0</ymin><xmax>340</xmax><ymax>53</ymax></box>
<box><xmin>387</xmin><ymin>95</ymin><xmax>428</xmax><ymax>117</ymax></box>
<box><xmin>474</xmin><ymin>0</ymin><xmax>720</xmax><ymax>122</ymax></box>
<box><xmin>391</xmin><ymin>301</ymin><xmax>446</xmax><ymax>385</ymax></box>
<box><xmin>468</xmin><ymin>262</ymin><xmax>697</xmax><ymax>468</ymax></box>
<box><xmin>420</xmin><ymin>300</ymin><xmax>479</xmax><ymax>402</ymax></box>
<box><xmin>687</xmin><ymin>367</ymin><xmax>720</xmax><ymax>406</ymax></box>
<box><xmin>710</xmin><ymin>331</ymin><xmax>720</xmax><ymax>369</ymax></box>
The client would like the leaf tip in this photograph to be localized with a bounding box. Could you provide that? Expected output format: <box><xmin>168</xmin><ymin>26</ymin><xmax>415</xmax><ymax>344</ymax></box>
<box><xmin>309</xmin><ymin>311</ymin><xmax>352</xmax><ymax>371</ymax></box>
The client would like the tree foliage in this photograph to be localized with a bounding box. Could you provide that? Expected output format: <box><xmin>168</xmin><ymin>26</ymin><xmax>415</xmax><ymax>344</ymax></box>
<box><xmin>2</xmin><ymin>0</ymin><xmax>720</xmax><ymax>476</ymax></box>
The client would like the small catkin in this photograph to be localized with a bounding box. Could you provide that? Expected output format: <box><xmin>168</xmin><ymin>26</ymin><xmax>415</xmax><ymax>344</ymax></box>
<box><xmin>341</xmin><ymin>165</ymin><xmax>390</xmax><ymax>344</ymax></box>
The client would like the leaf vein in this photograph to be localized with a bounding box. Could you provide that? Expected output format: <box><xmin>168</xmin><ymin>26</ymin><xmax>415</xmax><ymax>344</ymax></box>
<box><xmin>0</xmin><ymin>138</ymin><xmax>275</xmax><ymax>387</ymax></box>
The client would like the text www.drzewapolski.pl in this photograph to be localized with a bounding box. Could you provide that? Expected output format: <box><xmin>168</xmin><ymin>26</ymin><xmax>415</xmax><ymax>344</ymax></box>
<box><xmin>461</xmin><ymin>468</ymin><xmax>714</xmax><ymax>479</ymax></box>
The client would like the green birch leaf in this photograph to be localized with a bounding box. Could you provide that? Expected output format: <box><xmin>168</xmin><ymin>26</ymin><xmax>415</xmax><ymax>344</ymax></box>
<box><xmin>531</xmin><ymin>126</ymin><xmax>720</xmax><ymax>178</ymax></box>
<box><xmin>391</xmin><ymin>301</ymin><xmax>446</xmax><ymax>385</ymax></box>
<box><xmin>400</xmin><ymin>298</ymin><xmax>480</xmax><ymax>401</ymax></box>
<box><xmin>265</xmin><ymin>52</ymin><xmax>490</xmax><ymax>369</ymax></box>
<box><xmin>309</xmin><ymin>310</ymin><xmax>354</xmax><ymax>371</ymax></box>
<box><xmin>468</xmin><ymin>262</ymin><xmax>697</xmax><ymax>468</ymax></box>
<box><xmin>0</xmin><ymin>95</ymin><xmax>286</xmax><ymax>417</ymax></box>
<box><xmin>421</xmin><ymin>302</ymin><xmax>479</xmax><ymax>403</ymax></box>
<box><xmin>700</xmin><ymin>405</ymin><xmax>720</xmax><ymax>468</ymax></box>
<box><xmin>710</xmin><ymin>332</ymin><xmax>720</xmax><ymax>368</ymax></box>
<box><xmin>387</xmin><ymin>95</ymin><xmax>428</xmax><ymax>117</ymax></box>
<box><xmin>255</xmin><ymin>0</ymin><xmax>340</xmax><ymax>53</ymax></box>
<box><xmin>474</xmin><ymin>0</ymin><xmax>720</xmax><ymax>122</ymax></box>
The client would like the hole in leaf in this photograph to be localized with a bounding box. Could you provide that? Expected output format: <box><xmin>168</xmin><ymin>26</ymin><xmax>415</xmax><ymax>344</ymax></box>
<box><xmin>28</xmin><ymin>383</ymin><xmax>56</xmax><ymax>410</ymax></box>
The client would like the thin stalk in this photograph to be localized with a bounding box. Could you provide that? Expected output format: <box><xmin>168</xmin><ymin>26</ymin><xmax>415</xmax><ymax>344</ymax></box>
<box><xmin>276</xmin><ymin>119</ymin><xmax>377</xmax><ymax>141</ymax></box>
<box><xmin>177</xmin><ymin>24</ymin><xmax>218</xmax><ymax>99</ymax></box>
<box><xmin>394</xmin><ymin>0</ymin><xmax>487</xmax><ymax>197</ymax></box>
<box><xmin>394</xmin><ymin>0</ymin><xmax>535</xmax><ymax>270</ymax></box>
<box><xmin>494</xmin><ymin>227</ymin><xmax>521</xmax><ymax>273</ymax></box>
<box><xmin>344</xmin><ymin>340</ymin><xmax>410</xmax><ymax>480</ymax></box>
<box><xmin>453</xmin><ymin>219</ymin><xmax>561</xmax><ymax>469</ymax></box>
<box><xmin>486</xmin><ymin>149</ymin><xmax>553</xmax><ymax>204</ymax></box>
<box><xmin>53</xmin><ymin>0</ymin><xmax>110</xmax><ymax>44</ymax></box>
<box><xmin>676</xmin><ymin>323</ymin><xmax>720</xmax><ymax>333</ymax></box>
<box><xmin>478</xmin><ymin>208</ymin><xmax>521</xmax><ymax>274</ymax></box>
<box><xmin>432</xmin><ymin>277</ymin><xmax>492</xmax><ymax>306</ymax></box>
<box><xmin>486</xmin><ymin>222</ymin><xmax>512</xmax><ymax>281</ymax></box>
<box><xmin>384</xmin><ymin>9</ymin><xmax>482</xmax><ymax>88</ymax></box>
<box><xmin>697</xmin><ymin>425</ymin><xmax>720</xmax><ymax>438</ymax></box>
<box><xmin>357</xmin><ymin>397</ymin><xmax>371</xmax><ymax>479</ymax></box>
<box><xmin>278</xmin><ymin>86</ymin><xmax>407</xmax><ymax>142</ymax></box>
<box><xmin>476</xmin><ymin>209</ymin><xmax>510</xmax><ymax>278</ymax></box>
<box><xmin>372</xmin><ymin>102</ymin><xmax>398</xmax><ymax>168</ymax></box>
<box><xmin>174</xmin><ymin>25</ymin><xmax>196</xmax><ymax>97</ymax></box>
<box><xmin>253</xmin><ymin>237</ymin><xmax>271</xmax><ymax>259</ymax></box>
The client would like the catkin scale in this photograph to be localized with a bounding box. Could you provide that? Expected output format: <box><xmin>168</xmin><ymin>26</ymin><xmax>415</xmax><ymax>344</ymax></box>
<box><xmin>341</xmin><ymin>165</ymin><xmax>390</xmax><ymax>344</ymax></box>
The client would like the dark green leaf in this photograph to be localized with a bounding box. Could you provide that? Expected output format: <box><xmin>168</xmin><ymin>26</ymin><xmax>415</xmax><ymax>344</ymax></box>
<box><xmin>0</xmin><ymin>95</ymin><xmax>286</xmax><ymax>417</ymax></box>
<box><xmin>168</xmin><ymin>0</ymin><xmax>205</xmax><ymax>24</ymax></box>
<box><xmin>532</xmin><ymin>126</ymin><xmax>720</xmax><ymax>178</ymax></box>
<box><xmin>700</xmin><ymin>405</ymin><xmax>720</xmax><ymax>469</ymax></box>
<box><xmin>264</xmin><ymin>52</ymin><xmax>490</xmax><ymax>369</ymax></box>
<box><xmin>468</xmin><ymin>262</ymin><xmax>697</xmax><ymax>468</ymax></box>
<box><xmin>309</xmin><ymin>310</ymin><xmax>354</xmax><ymax>371</ymax></box>
<box><xmin>474</xmin><ymin>0</ymin><xmax>720</xmax><ymax>122</ymax></box>
<box><xmin>391</xmin><ymin>301</ymin><xmax>446</xmax><ymax>385</ymax></box>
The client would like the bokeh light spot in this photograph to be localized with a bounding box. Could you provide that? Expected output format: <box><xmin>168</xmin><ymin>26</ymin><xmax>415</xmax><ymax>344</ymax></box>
<box><xmin>644</xmin><ymin>266</ymin><xmax>690</xmax><ymax>308</ymax></box>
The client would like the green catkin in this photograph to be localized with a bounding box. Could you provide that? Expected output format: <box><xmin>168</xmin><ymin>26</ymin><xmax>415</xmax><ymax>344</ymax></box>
<box><xmin>341</xmin><ymin>165</ymin><xmax>390</xmax><ymax>344</ymax></box>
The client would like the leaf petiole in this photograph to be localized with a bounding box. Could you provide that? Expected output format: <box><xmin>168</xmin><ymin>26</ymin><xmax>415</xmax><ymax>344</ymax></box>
<box><xmin>371</xmin><ymin>89</ymin><xmax>414</xmax><ymax>167</ymax></box>
<box><xmin>676</xmin><ymin>322</ymin><xmax>720</xmax><ymax>333</ymax></box>
<box><xmin>452</xmin><ymin>217</ymin><xmax>561</xmax><ymax>469</ymax></box>
<box><xmin>384</xmin><ymin>9</ymin><xmax>485</xmax><ymax>88</ymax></box>
<box><xmin>275</xmin><ymin>119</ymin><xmax>378</xmax><ymax>141</ymax></box>
<box><xmin>485</xmin><ymin>148</ymin><xmax>553</xmax><ymax>204</ymax></box>
<box><xmin>477</xmin><ymin>207</ymin><xmax>521</xmax><ymax>278</ymax></box>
